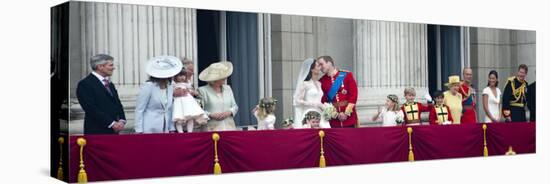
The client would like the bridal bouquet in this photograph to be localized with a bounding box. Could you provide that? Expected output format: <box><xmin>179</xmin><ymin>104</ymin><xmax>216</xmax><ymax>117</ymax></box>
<box><xmin>321</xmin><ymin>103</ymin><xmax>338</xmax><ymax>120</ymax></box>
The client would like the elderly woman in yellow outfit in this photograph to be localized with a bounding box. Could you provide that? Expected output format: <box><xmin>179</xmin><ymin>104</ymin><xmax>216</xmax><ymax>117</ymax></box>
<box><xmin>198</xmin><ymin>61</ymin><xmax>239</xmax><ymax>131</ymax></box>
<box><xmin>443</xmin><ymin>75</ymin><xmax>463</xmax><ymax>124</ymax></box>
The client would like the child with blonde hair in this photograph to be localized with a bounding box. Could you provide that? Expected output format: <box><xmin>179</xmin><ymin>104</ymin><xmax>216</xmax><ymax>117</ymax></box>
<box><xmin>372</xmin><ymin>94</ymin><xmax>404</xmax><ymax>126</ymax></box>
<box><xmin>252</xmin><ymin>97</ymin><xmax>277</xmax><ymax>130</ymax></box>
<box><xmin>401</xmin><ymin>87</ymin><xmax>430</xmax><ymax>125</ymax></box>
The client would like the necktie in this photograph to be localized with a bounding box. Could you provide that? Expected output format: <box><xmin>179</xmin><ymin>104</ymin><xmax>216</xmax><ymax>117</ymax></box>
<box><xmin>103</xmin><ymin>79</ymin><xmax>113</xmax><ymax>96</ymax></box>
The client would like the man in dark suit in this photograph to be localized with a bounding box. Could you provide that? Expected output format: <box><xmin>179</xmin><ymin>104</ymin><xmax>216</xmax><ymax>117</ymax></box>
<box><xmin>527</xmin><ymin>81</ymin><xmax>536</xmax><ymax>122</ymax></box>
<box><xmin>76</xmin><ymin>54</ymin><xmax>126</xmax><ymax>134</ymax></box>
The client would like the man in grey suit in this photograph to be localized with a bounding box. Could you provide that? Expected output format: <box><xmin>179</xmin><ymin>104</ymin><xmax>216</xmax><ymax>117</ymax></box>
<box><xmin>76</xmin><ymin>54</ymin><xmax>126</xmax><ymax>134</ymax></box>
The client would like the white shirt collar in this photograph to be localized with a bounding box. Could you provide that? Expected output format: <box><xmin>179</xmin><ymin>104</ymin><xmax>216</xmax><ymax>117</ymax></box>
<box><xmin>91</xmin><ymin>71</ymin><xmax>109</xmax><ymax>83</ymax></box>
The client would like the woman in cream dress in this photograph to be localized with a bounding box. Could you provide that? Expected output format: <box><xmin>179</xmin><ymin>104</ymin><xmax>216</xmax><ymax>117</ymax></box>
<box><xmin>444</xmin><ymin>75</ymin><xmax>464</xmax><ymax>124</ymax></box>
<box><xmin>482</xmin><ymin>70</ymin><xmax>502</xmax><ymax>122</ymax></box>
<box><xmin>198</xmin><ymin>61</ymin><xmax>239</xmax><ymax>131</ymax></box>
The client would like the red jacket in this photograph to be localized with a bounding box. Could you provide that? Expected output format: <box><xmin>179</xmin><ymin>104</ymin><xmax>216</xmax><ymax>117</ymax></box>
<box><xmin>401</xmin><ymin>102</ymin><xmax>430</xmax><ymax>125</ymax></box>
<box><xmin>429</xmin><ymin>105</ymin><xmax>454</xmax><ymax>125</ymax></box>
<box><xmin>320</xmin><ymin>70</ymin><xmax>358</xmax><ymax>128</ymax></box>
<box><xmin>459</xmin><ymin>82</ymin><xmax>478</xmax><ymax>124</ymax></box>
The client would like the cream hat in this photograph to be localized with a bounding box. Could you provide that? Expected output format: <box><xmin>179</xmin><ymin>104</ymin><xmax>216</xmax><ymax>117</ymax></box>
<box><xmin>198</xmin><ymin>61</ymin><xmax>233</xmax><ymax>82</ymax></box>
<box><xmin>445</xmin><ymin>75</ymin><xmax>461</xmax><ymax>87</ymax></box>
<box><xmin>146</xmin><ymin>55</ymin><xmax>183</xmax><ymax>78</ymax></box>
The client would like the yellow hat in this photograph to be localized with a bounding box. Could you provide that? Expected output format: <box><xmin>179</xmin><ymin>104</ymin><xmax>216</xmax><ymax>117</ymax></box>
<box><xmin>445</xmin><ymin>75</ymin><xmax>461</xmax><ymax>87</ymax></box>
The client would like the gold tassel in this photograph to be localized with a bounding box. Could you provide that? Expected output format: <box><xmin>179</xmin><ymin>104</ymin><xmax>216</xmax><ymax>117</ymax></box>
<box><xmin>505</xmin><ymin>146</ymin><xmax>516</xmax><ymax>155</ymax></box>
<box><xmin>212</xmin><ymin>133</ymin><xmax>222</xmax><ymax>174</ymax></box>
<box><xmin>318</xmin><ymin>130</ymin><xmax>326</xmax><ymax>167</ymax></box>
<box><xmin>483</xmin><ymin>124</ymin><xmax>488</xmax><ymax>157</ymax></box>
<box><xmin>57</xmin><ymin>137</ymin><xmax>64</xmax><ymax>180</ymax></box>
<box><xmin>78</xmin><ymin>170</ymin><xmax>88</xmax><ymax>183</ymax></box>
<box><xmin>57</xmin><ymin>167</ymin><xmax>64</xmax><ymax>181</ymax></box>
<box><xmin>77</xmin><ymin>137</ymin><xmax>87</xmax><ymax>183</ymax></box>
<box><xmin>319</xmin><ymin>155</ymin><xmax>326</xmax><ymax>168</ymax></box>
<box><xmin>407</xmin><ymin>127</ymin><xmax>414</xmax><ymax>161</ymax></box>
<box><xmin>214</xmin><ymin>162</ymin><xmax>222</xmax><ymax>174</ymax></box>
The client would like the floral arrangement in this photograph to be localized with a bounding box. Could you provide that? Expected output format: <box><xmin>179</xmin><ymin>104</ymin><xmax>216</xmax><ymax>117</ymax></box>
<box><xmin>321</xmin><ymin>103</ymin><xmax>338</xmax><ymax>120</ymax></box>
<box><xmin>281</xmin><ymin>117</ymin><xmax>294</xmax><ymax>129</ymax></box>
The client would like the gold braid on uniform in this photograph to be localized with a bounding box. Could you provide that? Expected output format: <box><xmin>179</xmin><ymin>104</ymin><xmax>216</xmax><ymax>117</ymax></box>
<box><xmin>509</xmin><ymin>77</ymin><xmax>527</xmax><ymax>104</ymax></box>
<box><xmin>459</xmin><ymin>82</ymin><xmax>471</xmax><ymax>102</ymax></box>
<box><xmin>504</xmin><ymin>77</ymin><xmax>527</xmax><ymax>117</ymax></box>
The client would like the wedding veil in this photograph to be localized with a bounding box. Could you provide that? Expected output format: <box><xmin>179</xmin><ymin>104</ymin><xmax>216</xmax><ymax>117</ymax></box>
<box><xmin>293</xmin><ymin>58</ymin><xmax>315</xmax><ymax>106</ymax></box>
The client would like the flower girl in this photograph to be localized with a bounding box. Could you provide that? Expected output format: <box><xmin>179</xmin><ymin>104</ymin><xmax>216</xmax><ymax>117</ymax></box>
<box><xmin>302</xmin><ymin>111</ymin><xmax>322</xmax><ymax>129</ymax></box>
<box><xmin>252</xmin><ymin>97</ymin><xmax>277</xmax><ymax>130</ymax></box>
<box><xmin>172</xmin><ymin>69</ymin><xmax>208</xmax><ymax>133</ymax></box>
<box><xmin>372</xmin><ymin>94</ymin><xmax>404</xmax><ymax>126</ymax></box>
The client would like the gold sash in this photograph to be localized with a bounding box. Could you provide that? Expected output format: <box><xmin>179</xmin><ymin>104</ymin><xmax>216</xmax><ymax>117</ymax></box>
<box><xmin>404</xmin><ymin>102</ymin><xmax>419</xmax><ymax>121</ymax></box>
<box><xmin>435</xmin><ymin>105</ymin><xmax>449</xmax><ymax>124</ymax></box>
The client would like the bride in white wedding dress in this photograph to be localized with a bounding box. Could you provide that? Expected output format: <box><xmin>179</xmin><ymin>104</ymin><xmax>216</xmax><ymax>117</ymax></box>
<box><xmin>293</xmin><ymin>58</ymin><xmax>331</xmax><ymax>128</ymax></box>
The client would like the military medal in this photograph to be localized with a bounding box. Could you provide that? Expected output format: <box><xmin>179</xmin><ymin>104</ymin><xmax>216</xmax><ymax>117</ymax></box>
<box><xmin>341</xmin><ymin>83</ymin><xmax>347</xmax><ymax>94</ymax></box>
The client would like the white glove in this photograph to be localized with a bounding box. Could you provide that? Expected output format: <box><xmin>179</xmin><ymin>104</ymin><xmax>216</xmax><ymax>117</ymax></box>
<box><xmin>425</xmin><ymin>93</ymin><xmax>433</xmax><ymax>103</ymax></box>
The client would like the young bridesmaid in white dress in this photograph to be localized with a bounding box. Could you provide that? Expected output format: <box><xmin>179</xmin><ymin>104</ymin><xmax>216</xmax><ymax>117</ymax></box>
<box><xmin>372</xmin><ymin>94</ymin><xmax>405</xmax><ymax>126</ymax></box>
<box><xmin>172</xmin><ymin>69</ymin><xmax>208</xmax><ymax>133</ymax></box>
<box><xmin>252</xmin><ymin>97</ymin><xmax>277</xmax><ymax>130</ymax></box>
<box><xmin>302</xmin><ymin>111</ymin><xmax>322</xmax><ymax>129</ymax></box>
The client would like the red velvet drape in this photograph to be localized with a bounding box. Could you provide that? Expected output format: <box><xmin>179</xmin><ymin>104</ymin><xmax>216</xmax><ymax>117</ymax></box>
<box><xmin>69</xmin><ymin>122</ymin><xmax>535</xmax><ymax>182</ymax></box>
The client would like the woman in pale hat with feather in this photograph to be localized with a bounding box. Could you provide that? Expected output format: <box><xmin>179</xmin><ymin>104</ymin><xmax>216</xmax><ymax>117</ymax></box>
<box><xmin>134</xmin><ymin>56</ymin><xmax>182</xmax><ymax>133</ymax></box>
<box><xmin>198</xmin><ymin>61</ymin><xmax>239</xmax><ymax>131</ymax></box>
<box><xmin>443</xmin><ymin>75</ymin><xmax>463</xmax><ymax>124</ymax></box>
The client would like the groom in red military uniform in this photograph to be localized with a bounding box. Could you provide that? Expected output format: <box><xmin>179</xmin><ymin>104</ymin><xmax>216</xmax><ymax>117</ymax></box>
<box><xmin>318</xmin><ymin>56</ymin><xmax>359</xmax><ymax>128</ymax></box>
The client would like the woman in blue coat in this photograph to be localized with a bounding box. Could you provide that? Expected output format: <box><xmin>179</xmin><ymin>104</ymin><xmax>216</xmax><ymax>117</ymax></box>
<box><xmin>134</xmin><ymin>56</ymin><xmax>182</xmax><ymax>133</ymax></box>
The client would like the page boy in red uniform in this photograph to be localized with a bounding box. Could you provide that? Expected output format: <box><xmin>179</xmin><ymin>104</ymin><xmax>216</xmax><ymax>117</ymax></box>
<box><xmin>401</xmin><ymin>87</ymin><xmax>430</xmax><ymax>125</ymax></box>
<box><xmin>429</xmin><ymin>90</ymin><xmax>453</xmax><ymax>125</ymax></box>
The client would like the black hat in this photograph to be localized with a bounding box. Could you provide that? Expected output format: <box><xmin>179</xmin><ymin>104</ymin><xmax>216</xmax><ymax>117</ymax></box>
<box><xmin>432</xmin><ymin>90</ymin><xmax>444</xmax><ymax>99</ymax></box>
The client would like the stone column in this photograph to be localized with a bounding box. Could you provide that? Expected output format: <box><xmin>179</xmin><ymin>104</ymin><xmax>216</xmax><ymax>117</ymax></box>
<box><xmin>271</xmin><ymin>15</ymin><xmax>354</xmax><ymax>127</ymax></box>
<box><xmin>353</xmin><ymin>20</ymin><xmax>429</xmax><ymax>125</ymax></box>
<box><xmin>68</xmin><ymin>1</ymin><xmax>197</xmax><ymax>134</ymax></box>
<box><xmin>70</xmin><ymin>2</ymin><xmax>197</xmax><ymax>93</ymax></box>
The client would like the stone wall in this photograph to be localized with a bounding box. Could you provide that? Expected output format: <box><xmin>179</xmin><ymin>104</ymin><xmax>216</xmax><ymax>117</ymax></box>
<box><xmin>270</xmin><ymin>15</ymin><xmax>354</xmax><ymax>126</ymax></box>
<box><xmin>353</xmin><ymin>20</ymin><xmax>429</xmax><ymax>125</ymax></box>
<box><xmin>469</xmin><ymin>27</ymin><xmax>536</xmax><ymax>121</ymax></box>
<box><xmin>67</xmin><ymin>1</ymin><xmax>197</xmax><ymax>134</ymax></box>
